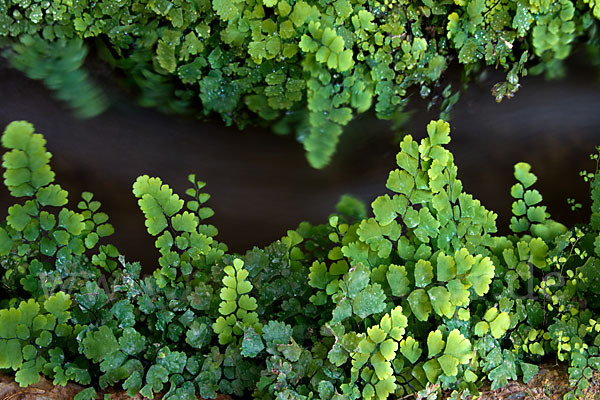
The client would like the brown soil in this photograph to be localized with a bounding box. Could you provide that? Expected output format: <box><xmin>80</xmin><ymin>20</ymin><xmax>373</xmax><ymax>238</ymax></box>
<box><xmin>461</xmin><ymin>363</ymin><xmax>600</xmax><ymax>400</ymax></box>
<box><xmin>0</xmin><ymin>372</ymin><xmax>232</xmax><ymax>400</ymax></box>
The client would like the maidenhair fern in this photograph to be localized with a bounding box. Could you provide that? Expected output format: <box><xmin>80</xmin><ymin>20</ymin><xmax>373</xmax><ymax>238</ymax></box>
<box><xmin>0</xmin><ymin>121</ymin><xmax>114</xmax><ymax>300</ymax></box>
<box><xmin>132</xmin><ymin>174</ymin><xmax>222</xmax><ymax>287</ymax></box>
<box><xmin>3</xmin><ymin>119</ymin><xmax>600</xmax><ymax>399</ymax></box>
<box><xmin>2</xmin><ymin>1</ymin><xmax>600</xmax><ymax>166</ymax></box>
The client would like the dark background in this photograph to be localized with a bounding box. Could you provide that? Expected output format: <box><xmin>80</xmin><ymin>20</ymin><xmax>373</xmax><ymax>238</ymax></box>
<box><xmin>1</xmin><ymin>56</ymin><xmax>599</xmax><ymax>270</ymax></box>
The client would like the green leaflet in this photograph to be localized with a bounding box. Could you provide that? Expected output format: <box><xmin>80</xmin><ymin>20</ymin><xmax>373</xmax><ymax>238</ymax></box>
<box><xmin>408</xmin><ymin>289</ymin><xmax>432</xmax><ymax>321</ymax></box>
<box><xmin>82</xmin><ymin>326</ymin><xmax>119</xmax><ymax>363</ymax></box>
<box><xmin>415</xmin><ymin>259</ymin><xmax>434</xmax><ymax>287</ymax></box>
<box><xmin>119</xmin><ymin>328</ymin><xmax>146</xmax><ymax>355</ymax></box>
<box><xmin>346</xmin><ymin>263</ymin><xmax>370</xmax><ymax>298</ymax></box>
<box><xmin>437</xmin><ymin>252</ymin><xmax>457</xmax><ymax>282</ymax></box>
<box><xmin>438</xmin><ymin>353</ymin><xmax>459</xmax><ymax>376</ymax></box>
<box><xmin>427</xmin><ymin>120</ymin><xmax>451</xmax><ymax>146</ymax></box>
<box><xmin>74</xmin><ymin>388</ymin><xmax>97</xmax><ymax>400</ymax></box>
<box><xmin>399</xmin><ymin>336</ymin><xmax>422</xmax><ymax>364</ymax></box>
<box><xmin>466</xmin><ymin>255</ymin><xmax>495</xmax><ymax>296</ymax></box>
<box><xmin>444</xmin><ymin>330</ymin><xmax>472</xmax><ymax>365</ymax></box>
<box><xmin>308</xmin><ymin>261</ymin><xmax>328</xmax><ymax>289</ymax></box>
<box><xmin>514</xmin><ymin>163</ymin><xmax>537</xmax><ymax>189</ymax></box>
<box><xmin>171</xmin><ymin>212</ymin><xmax>198</xmax><ymax>233</ymax></box>
<box><xmin>58</xmin><ymin>209</ymin><xmax>85</xmax><ymax>236</ymax></box>
<box><xmin>7</xmin><ymin>203</ymin><xmax>33</xmax><ymax>231</ymax></box>
<box><xmin>486</xmin><ymin>309</ymin><xmax>511</xmax><ymax>339</ymax></box>
<box><xmin>133</xmin><ymin>175</ymin><xmax>183</xmax><ymax>235</ymax></box>
<box><xmin>241</xmin><ymin>327</ymin><xmax>264</xmax><ymax>358</ymax></box>
<box><xmin>386</xmin><ymin>264</ymin><xmax>410</xmax><ymax>297</ymax></box>
<box><xmin>427</xmin><ymin>286</ymin><xmax>454</xmax><ymax>319</ymax></box>
<box><xmin>353</xmin><ymin>284</ymin><xmax>386</xmax><ymax>319</ymax></box>
<box><xmin>387</xmin><ymin>170</ymin><xmax>414</xmax><ymax>196</ymax></box>
<box><xmin>37</xmin><ymin>185</ymin><xmax>68</xmax><ymax>207</ymax></box>
<box><xmin>427</xmin><ymin>330</ymin><xmax>445</xmax><ymax>358</ymax></box>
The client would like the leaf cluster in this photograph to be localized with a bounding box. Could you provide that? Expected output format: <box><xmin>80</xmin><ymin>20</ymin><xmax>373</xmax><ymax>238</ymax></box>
<box><xmin>1</xmin><ymin>0</ymin><xmax>600</xmax><ymax>167</ymax></box>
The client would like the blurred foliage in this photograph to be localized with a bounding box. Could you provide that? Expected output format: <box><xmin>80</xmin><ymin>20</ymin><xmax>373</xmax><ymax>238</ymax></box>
<box><xmin>6</xmin><ymin>36</ymin><xmax>108</xmax><ymax>117</ymax></box>
<box><xmin>2</xmin><ymin>120</ymin><xmax>600</xmax><ymax>399</ymax></box>
<box><xmin>0</xmin><ymin>0</ymin><xmax>599</xmax><ymax>166</ymax></box>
